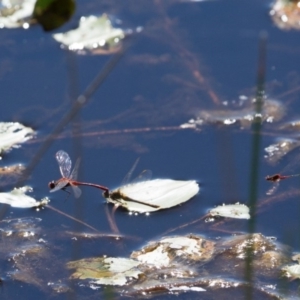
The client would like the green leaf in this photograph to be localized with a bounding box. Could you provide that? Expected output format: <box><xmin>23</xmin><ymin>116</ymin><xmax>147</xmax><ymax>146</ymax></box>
<box><xmin>33</xmin><ymin>0</ymin><xmax>75</xmax><ymax>31</ymax></box>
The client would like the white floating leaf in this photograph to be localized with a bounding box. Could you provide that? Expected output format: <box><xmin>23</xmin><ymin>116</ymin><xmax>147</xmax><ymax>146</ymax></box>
<box><xmin>67</xmin><ymin>257</ymin><xmax>142</xmax><ymax>286</ymax></box>
<box><xmin>0</xmin><ymin>0</ymin><xmax>35</xmax><ymax>29</ymax></box>
<box><xmin>0</xmin><ymin>122</ymin><xmax>35</xmax><ymax>156</ymax></box>
<box><xmin>105</xmin><ymin>179</ymin><xmax>199</xmax><ymax>213</ymax></box>
<box><xmin>0</xmin><ymin>186</ymin><xmax>48</xmax><ymax>208</ymax></box>
<box><xmin>52</xmin><ymin>14</ymin><xmax>127</xmax><ymax>54</ymax></box>
<box><xmin>209</xmin><ymin>203</ymin><xmax>250</xmax><ymax>219</ymax></box>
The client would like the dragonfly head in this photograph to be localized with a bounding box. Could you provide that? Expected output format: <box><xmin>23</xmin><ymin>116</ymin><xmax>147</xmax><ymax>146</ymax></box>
<box><xmin>48</xmin><ymin>181</ymin><xmax>56</xmax><ymax>190</ymax></box>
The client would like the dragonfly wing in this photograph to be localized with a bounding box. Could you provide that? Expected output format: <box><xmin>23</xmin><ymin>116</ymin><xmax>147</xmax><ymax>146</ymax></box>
<box><xmin>266</xmin><ymin>181</ymin><xmax>279</xmax><ymax>196</ymax></box>
<box><xmin>70</xmin><ymin>158</ymin><xmax>81</xmax><ymax>180</ymax></box>
<box><xmin>121</xmin><ymin>158</ymin><xmax>140</xmax><ymax>185</ymax></box>
<box><xmin>50</xmin><ymin>180</ymin><xmax>68</xmax><ymax>193</ymax></box>
<box><xmin>132</xmin><ymin>170</ymin><xmax>152</xmax><ymax>183</ymax></box>
<box><xmin>56</xmin><ymin>150</ymin><xmax>72</xmax><ymax>178</ymax></box>
<box><xmin>71</xmin><ymin>185</ymin><xmax>82</xmax><ymax>198</ymax></box>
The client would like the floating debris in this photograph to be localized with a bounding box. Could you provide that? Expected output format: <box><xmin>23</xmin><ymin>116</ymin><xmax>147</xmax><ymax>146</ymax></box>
<box><xmin>0</xmin><ymin>186</ymin><xmax>49</xmax><ymax>208</ymax></box>
<box><xmin>264</xmin><ymin>138</ymin><xmax>300</xmax><ymax>165</ymax></box>
<box><xmin>0</xmin><ymin>217</ymin><xmax>51</xmax><ymax>289</ymax></box>
<box><xmin>105</xmin><ymin>179</ymin><xmax>199</xmax><ymax>213</ymax></box>
<box><xmin>209</xmin><ymin>203</ymin><xmax>250</xmax><ymax>219</ymax></box>
<box><xmin>0</xmin><ymin>122</ymin><xmax>35</xmax><ymax>157</ymax></box>
<box><xmin>53</xmin><ymin>14</ymin><xmax>135</xmax><ymax>54</ymax></box>
<box><xmin>270</xmin><ymin>0</ymin><xmax>300</xmax><ymax>30</ymax></box>
<box><xmin>220</xmin><ymin>233</ymin><xmax>280</xmax><ymax>259</ymax></box>
<box><xmin>279</xmin><ymin>119</ymin><xmax>300</xmax><ymax>131</ymax></box>
<box><xmin>181</xmin><ymin>98</ymin><xmax>285</xmax><ymax>130</ymax></box>
<box><xmin>217</xmin><ymin>233</ymin><xmax>290</xmax><ymax>279</ymax></box>
<box><xmin>67</xmin><ymin>257</ymin><xmax>142</xmax><ymax>286</ymax></box>
<box><xmin>47</xmin><ymin>282</ymin><xmax>71</xmax><ymax>293</ymax></box>
<box><xmin>0</xmin><ymin>164</ymin><xmax>24</xmax><ymax>176</ymax></box>
<box><xmin>0</xmin><ymin>0</ymin><xmax>35</xmax><ymax>29</ymax></box>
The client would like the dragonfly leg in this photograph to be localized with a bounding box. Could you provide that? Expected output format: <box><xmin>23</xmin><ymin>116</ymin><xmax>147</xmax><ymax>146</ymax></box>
<box><xmin>62</xmin><ymin>187</ymin><xmax>71</xmax><ymax>201</ymax></box>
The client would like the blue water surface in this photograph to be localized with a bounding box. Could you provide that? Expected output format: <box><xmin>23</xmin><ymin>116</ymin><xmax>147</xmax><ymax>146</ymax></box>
<box><xmin>1</xmin><ymin>0</ymin><xmax>300</xmax><ymax>298</ymax></box>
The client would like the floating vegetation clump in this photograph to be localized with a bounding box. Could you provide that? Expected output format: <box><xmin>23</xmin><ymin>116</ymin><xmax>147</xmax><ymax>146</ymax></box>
<box><xmin>131</xmin><ymin>235</ymin><xmax>215</xmax><ymax>267</ymax></box>
<box><xmin>181</xmin><ymin>97</ymin><xmax>285</xmax><ymax>130</ymax></box>
<box><xmin>66</xmin><ymin>257</ymin><xmax>142</xmax><ymax>286</ymax></box>
<box><xmin>65</xmin><ymin>233</ymin><xmax>291</xmax><ymax>298</ymax></box>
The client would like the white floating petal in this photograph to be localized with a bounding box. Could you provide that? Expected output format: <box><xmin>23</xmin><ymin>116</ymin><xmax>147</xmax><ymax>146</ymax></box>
<box><xmin>0</xmin><ymin>122</ymin><xmax>35</xmax><ymax>156</ymax></box>
<box><xmin>105</xmin><ymin>179</ymin><xmax>199</xmax><ymax>212</ymax></box>
<box><xmin>209</xmin><ymin>203</ymin><xmax>250</xmax><ymax>219</ymax></box>
<box><xmin>52</xmin><ymin>14</ymin><xmax>126</xmax><ymax>54</ymax></box>
<box><xmin>0</xmin><ymin>186</ymin><xmax>47</xmax><ymax>208</ymax></box>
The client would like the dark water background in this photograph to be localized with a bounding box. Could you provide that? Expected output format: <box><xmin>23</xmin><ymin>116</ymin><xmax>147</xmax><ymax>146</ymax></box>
<box><xmin>1</xmin><ymin>0</ymin><xmax>300</xmax><ymax>298</ymax></box>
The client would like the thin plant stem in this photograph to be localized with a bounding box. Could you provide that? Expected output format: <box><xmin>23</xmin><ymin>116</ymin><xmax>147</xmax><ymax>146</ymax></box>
<box><xmin>245</xmin><ymin>31</ymin><xmax>267</xmax><ymax>300</ymax></box>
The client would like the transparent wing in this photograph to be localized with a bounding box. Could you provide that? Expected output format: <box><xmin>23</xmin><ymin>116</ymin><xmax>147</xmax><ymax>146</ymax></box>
<box><xmin>56</xmin><ymin>150</ymin><xmax>72</xmax><ymax>178</ymax></box>
<box><xmin>49</xmin><ymin>180</ymin><xmax>69</xmax><ymax>193</ymax></box>
<box><xmin>132</xmin><ymin>170</ymin><xmax>152</xmax><ymax>184</ymax></box>
<box><xmin>69</xmin><ymin>158</ymin><xmax>81</xmax><ymax>180</ymax></box>
<box><xmin>71</xmin><ymin>185</ymin><xmax>82</xmax><ymax>198</ymax></box>
<box><xmin>122</xmin><ymin>158</ymin><xmax>140</xmax><ymax>185</ymax></box>
<box><xmin>266</xmin><ymin>181</ymin><xmax>280</xmax><ymax>196</ymax></box>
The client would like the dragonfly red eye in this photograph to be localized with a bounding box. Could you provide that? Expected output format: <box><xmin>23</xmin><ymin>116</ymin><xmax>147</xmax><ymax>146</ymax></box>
<box><xmin>49</xmin><ymin>181</ymin><xmax>56</xmax><ymax>189</ymax></box>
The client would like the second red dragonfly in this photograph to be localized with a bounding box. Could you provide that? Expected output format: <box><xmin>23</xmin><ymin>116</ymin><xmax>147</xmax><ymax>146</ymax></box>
<box><xmin>265</xmin><ymin>173</ymin><xmax>300</xmax><ymax>195</ymax></box>
<box><xmin>49</xmin><ymin>150</ymin><xmax>109</xmax><ymax>198</ymax></box>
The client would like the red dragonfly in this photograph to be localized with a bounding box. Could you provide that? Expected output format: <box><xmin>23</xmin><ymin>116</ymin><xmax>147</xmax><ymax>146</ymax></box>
<box><xmin>49</xmin><ymin>150</ymin><xmax>109</xmax><ymax>198</ymax></box>
<box><xmin>265</xmin><ymin>173</ymin><xmax>300</xmax><ymax>195</ymax></box>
